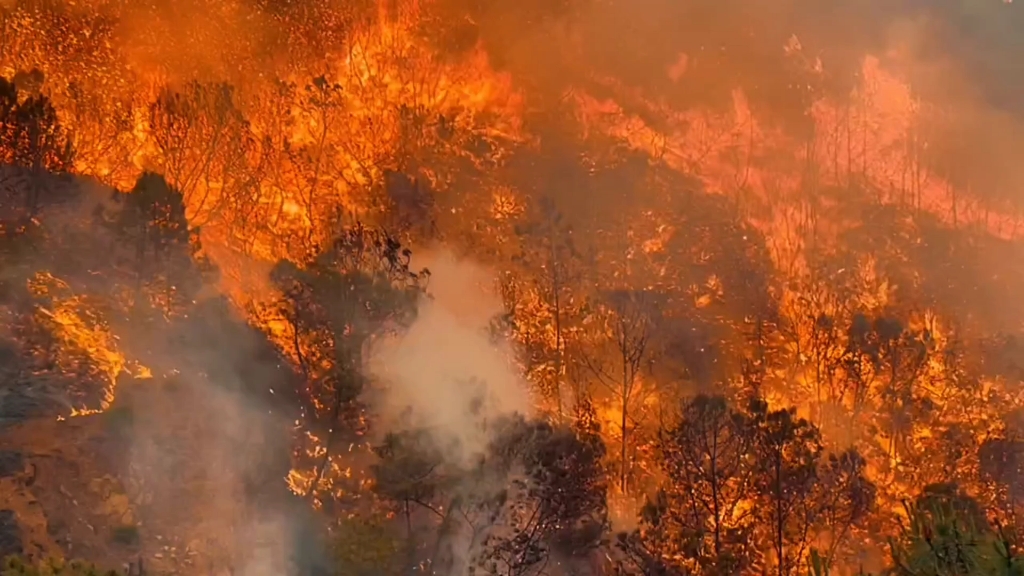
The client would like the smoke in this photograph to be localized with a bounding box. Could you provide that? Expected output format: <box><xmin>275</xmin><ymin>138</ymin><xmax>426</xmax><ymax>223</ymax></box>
<box><xmin>0</xmin><ymin>163</ymin><xmax>541</xmax><ymax>576</ymax></box>
<box><xmin>121</xmin><ymin>373</ymin><xmax>296</xmax><ymax>576</ymax></box>
<box><xmin>95</xmin><ymin>273</ymin><xmax>317</xmax><ymax>576</ymax></box>
<box><xmin>359</xmin><ymin>249</ymin><xmax>535</xmax><ymax>575</ymax></box>
<box><xmin>367</xmin><ymin>248</ymin><xmax>533</xmax><ymax>466</ymax></box>
<box><xmin>100</xmin><ymin>0</ymin><xmax>279</xmax><ymax>84</ymax></box>
<box><xmin>5</xmin><ymin>174</ymin><xmax>309</xmax><ymax>575</ymax></box>
<box><xmin>6</xmin><ymin>0</ymin><xmax>1024</xmax><ymax>573</ymax></box>
<box><xmin>884</xmin><ymin>13</ymin><xmax>1024</xmax><ymax>197</ymax></box>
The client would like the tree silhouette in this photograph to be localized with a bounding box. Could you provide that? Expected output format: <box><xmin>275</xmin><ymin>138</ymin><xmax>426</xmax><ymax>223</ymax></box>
<box><xmin>625</xmin><ymin>394</ymin><xmax>874</xmax><ymax>576</ymax></box>
<box><xmin>750</xmin><ymin>399</ymin><xmax>825</xmax><ymax>576</ymax></box>
<box><xmin>269</xmin><ymin>224</ymin><xmax>427</xmax><ymax>504</ymax></box>
<box><xmin>478</xmin><ymin>420</ymin><xmax>608</xmax><ymax>575</ymax></box>
<box><xmin>101</xmin><ymin>172</ymin><xmax>212</xmax><ymax>315</ymax></box>
<box><xmin>0</xmin><ymin>73</ymin><xmax>74</xmax><ymax>222</ymax></box>
<box><xmin>888</xmin><ymin>484</ymin><xmax>1024</xmax><ymax>576</ymax></box>
<box><xmin>649</xmin><ymin>394</ymin><xmax>759</xmax><ymax>575</ymax></box>
<box><xmin>371</xmin><ymin>416</ymin><xmax>607</xmax><ymax>576</ymax></box>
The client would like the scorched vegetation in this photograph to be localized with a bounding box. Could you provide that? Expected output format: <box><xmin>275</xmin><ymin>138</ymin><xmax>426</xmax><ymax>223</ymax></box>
<box><xmin>1</xmin><ymin>0</ymin><xmax>1024</xmax><ymax>575</ymax></box>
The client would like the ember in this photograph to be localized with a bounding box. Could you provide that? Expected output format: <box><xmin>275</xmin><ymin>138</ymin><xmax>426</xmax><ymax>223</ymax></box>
<box><xmin>1</xmin><ymin>0</ymin><xmax>1023</xmax><ymax>574</ymax></box>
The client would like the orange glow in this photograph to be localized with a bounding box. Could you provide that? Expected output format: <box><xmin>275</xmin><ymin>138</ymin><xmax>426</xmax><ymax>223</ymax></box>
<box><xmin>4</xmin><ymin>2</ymin><xmax>1023</xmax><ymax>569</ymax></box>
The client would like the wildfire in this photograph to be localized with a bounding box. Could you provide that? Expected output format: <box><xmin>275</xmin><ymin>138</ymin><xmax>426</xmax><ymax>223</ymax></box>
<box><xmin>2</xmin><ymin>0</ymin><xmax>1023</xmax><ymax>572</ymax></box>
<box><xmin>26</xmin><ymin>272</ymin><xmax>150</xmax><ymax>418</ymax></box>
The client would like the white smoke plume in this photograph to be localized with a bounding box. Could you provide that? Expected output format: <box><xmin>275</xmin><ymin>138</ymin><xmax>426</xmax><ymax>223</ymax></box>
<box><xmin>367</xmin><ymin>248</ymin><xmax>533</xmax><ymax>466</ymax></box>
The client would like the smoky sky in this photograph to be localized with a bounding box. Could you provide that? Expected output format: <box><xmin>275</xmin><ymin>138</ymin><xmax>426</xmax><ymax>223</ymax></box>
<box><xmin>448</xmin><ymin>0</ymin><xmax>1022</xmax><ymax>115</ymax></box>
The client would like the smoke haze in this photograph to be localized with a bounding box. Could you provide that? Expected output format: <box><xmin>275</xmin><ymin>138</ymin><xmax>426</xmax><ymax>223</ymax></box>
<box><xmin>367</xmin><ymin>249</ymin><xmax>533</xmax><ymax>466</ymax></box>
<box><xmin>0</xmin><ymin>174</ymin><xmax>311</xmax><ymax>574</ymax></box>
<box><xmin>3</xmin><ymin>0</ymin><xmax>1024</xmax><ymax>574</ymax></box>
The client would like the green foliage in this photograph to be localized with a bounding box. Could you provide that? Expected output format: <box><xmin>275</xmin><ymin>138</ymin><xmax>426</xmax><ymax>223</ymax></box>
<box><xmin>807</xmin><ymin>485</ymin><xmax>1024</xmax><ymax>576</ymax></box>
<box><xmin>114</xmin><ymin>173</ymin><xmax>192</xmax><ymax>258</ymax></box>
<box><xmin>478</xmin><ymin>419</ymin><xmax>610</xmax><ymax>574</ymax></box>
<box><xmin>888</xmin><ymin>485</ymin><xmax>1024</xmax><ymax>576</ymax></box>
<box><xmin>808</xmin><ymin>549</ymin><xmax>831</xmax><ymax>576</ymax></box>
<box><xmin>332</xmin><ymin>516</ymin><xmax>404</xmax><ymax>576</ymax></box>
<box><xmin>270</xmin><ymin>223</ymin><xmax>430</xmax><ymax>506</ymax></box>
<box><xmin>1</xmin><ymin>556</ymin><xmax>117</xmax><ymax>576</ymax></box>
<box><xmin>371</xmin><ymin>428</ymin><xmax>445</xmax><ymax>506</ymax></box>
<box><xmin>371</xmin><ymin>415</ymin><xmax>608</xmax><ymax>575</ymax></box>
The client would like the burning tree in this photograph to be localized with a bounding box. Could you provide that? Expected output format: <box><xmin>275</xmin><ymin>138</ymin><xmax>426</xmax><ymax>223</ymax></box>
<box><xmin>585</xmin><ymin>288</ymin><xmax>661</xmax><ymax>495</ymax></box>
<box><xmin>5</xmin><ymin>1</ymin><xmax>1024</xmax><ymax>574</ymax></box>
<box><xmin>622</xmin><ymin>394</ymin><xmax>874</xmax><ymax>576</ymax></box>
<box><xmin>510</xmin><ymin>195</ymin><xmax>590</xmax><ymax>419</ymax></box>
<box><xmin>371</xmin><ymin>415</ymin><xmax>607</xmax><ymax>576</ymax></box>
<box><xmin>267</xmin><ymin>223</ymin><xmax>427</xmax><ymax>505</ymax></box>
<box><xmin>0</xmin><ymin>73</ymin><xmax>75</xmax><ymax>223</ymax></box>
<box><xmin>100</xmin><ymin>172</ymin><xmax>214</xmax><ymax>316</ymax></box>
<box><xmin>147</xmin><ymin>82</ymin><xmax>265</xmax><ymax>233</ymax></box>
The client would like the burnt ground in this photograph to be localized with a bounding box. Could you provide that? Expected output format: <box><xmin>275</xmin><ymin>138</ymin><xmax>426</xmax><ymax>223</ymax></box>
<box><xmin>0</xmin><ymin>371</ymin><xmax>318</xmax><ymax>575</ymax></box>
<box><xmin>0</xmin><ymin>414</ymin><xmax>128</xmax><ymax>569</ymax></box>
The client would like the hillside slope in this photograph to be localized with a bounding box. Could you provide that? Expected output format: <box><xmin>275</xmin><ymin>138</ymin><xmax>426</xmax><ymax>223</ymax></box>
<box><xmin>0</xmin><ymin>370</ymin><xmax>313</xmax><ymax>575</ymax></box>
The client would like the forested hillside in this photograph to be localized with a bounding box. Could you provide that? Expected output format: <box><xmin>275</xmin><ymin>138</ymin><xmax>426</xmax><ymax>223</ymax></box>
<box><xmin>1</xmin><ymin>0</ymin><xmax>1024</xmax><ymax>575</ymax></box>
